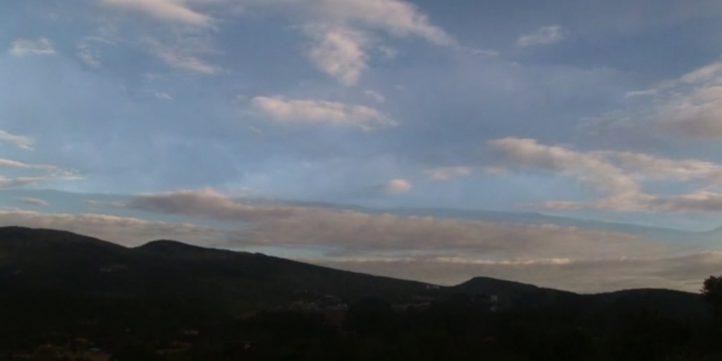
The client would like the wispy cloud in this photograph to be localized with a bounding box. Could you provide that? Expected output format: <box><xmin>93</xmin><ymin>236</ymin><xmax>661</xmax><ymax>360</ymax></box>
<box><xmin>425</xmin><ymin>166</ymin><xmax>473</xmax><ymax>181</ymax></box>
<box><xmin>252</xmin><ymin>96</ymin><xmax>397</xmax><ymax>130</ymax></box>
<box><xmin>489</xmin><ymin>137</ymin><xmax>722</xmax><ymax>212</ymax></box>
<box><xmin>18</xmin><ymin>197</ymin><xmax>50</xmax><ymax>207</ymax></box>
<box><xmin>9</xmin><ymin>38</ymin><xmax>56</xmax><ymax>57</ymax></box>
<box><xmin>292</xmin><ymin>0</ymin><xmax>455</xmax><ymax>84</ymax></box>
<box><xmin>384</xmin><ymin>178</ymin><xmax>412</xmax><ymax>194</ymax></box>
<box><xmin>102</xmin><ymin>0</ymin><xmax>212</xmax><ymax>27</ymax></box>
<box><xmin>124</xmin><ymin>189</ymin><xmax>654</xmax><ymax>260</ymax></box>
<box><xmin>517</xmin><ymin>25</ymin><xmax>565</xmax><ymax>47</ymax></box>
<box><xmin>594</xmin><ymin>61</ymin><xmax>722</xmax><ymax>139</ymax></box>
<box><xmin>145</xmin><ymin>38</ymin><xmax>219</xmax><ymax>75</ymax></box>
<box><xmin>0</xmin><ymin>130</ymin><xmax>34</xmax><ymax>150</ymax></box>
<box><xmin>0</xmin><ymin>158</ymin><xmax>58</xmax><ymax>171</ymax></box>
<box><xmin>305</xmin><ymin>0</ymin><xmax>455</xmax><ymax>46</ymax></box>
<box><xmin>100</xmin><ymin>0</ymin><xmax>454</xmax><ymax>83</ymax></box>
<box><xmin>306</xmin><ymin>26</ymin><xmax>368</xmax><ymax>86</ymax></box>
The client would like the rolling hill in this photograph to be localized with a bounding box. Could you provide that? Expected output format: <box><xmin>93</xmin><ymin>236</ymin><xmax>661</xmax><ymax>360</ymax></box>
<box><xmin>0</xmin><ymin>226</ymin><xmax>716</xmax><ymax>360</ymax></box>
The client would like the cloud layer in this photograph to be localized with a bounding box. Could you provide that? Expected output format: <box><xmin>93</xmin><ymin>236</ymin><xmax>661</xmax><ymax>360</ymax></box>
<box><xmin>125</xmin><ymin>188</ymin><xmax>659</xmax><ymax>259</ymax></box>
<box><xmin>489</xmin><ymin>137</ymin><xmax>722</xmax><ymax>212</ymax></box>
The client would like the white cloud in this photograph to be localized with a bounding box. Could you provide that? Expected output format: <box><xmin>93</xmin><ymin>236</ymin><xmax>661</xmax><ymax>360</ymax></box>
<box><xmin>294</xmin><ymin>0</ymin><xmax>455</xmax><ymax>84</ymax></box>
<box><xmin>598</xmin><ymin>61</ymin><xmax>722</xmax><ymax>139</ymax></box>
<box><xmin>0</xmin><ymin>154</ymin><xmax>80</xmax><ymax>190</ymax></box>
<box><xmin>650</xmin><ymin>191</ymin><xmax>722</xmax><ymax>213</ymax></box>
<box><xmin>660</xmin><ymin>85</ymin><xmax>722</xmax><ymax>137</ymax></box>
<box><xmin>152</xmin><ymin>91</ymin><xmax>174</xmax><ymax>100</ymax></box>
<box><xmin>125</xmin><ymin>188</ymin><xmax>652</xmax><ymax>260</ymax></box>
<box><xmin>102</xmin><ymin>0</ymin><xmax>212</xmax><ymax>27</ymax></box>
<box><xmin>489</xmin><ymin>137</ymin><xmax>642</xmax><ymax>209</ymax></box>
<box><xmin>18</xmin><ymin>197</ymin><xmax>50</xmax><ymax>207</ymax></box>
<box><xmin>77</xmin><ymin>42</ymin><xmax>102</xmax><ymax>68</ymax></box>
<box><xmin>9</xmin><ymin>38</ymin><xmax>56</xmax><ymax>57</ymax></box>
<box><xmin>306</xmin><ymin>27</ymin><xmax>368</xmax><ymax>86</ymax></box>
<box><xmin>0</xmin><ymin>158</ymin><xmax>57</xmax><ymax>171</ymax></box>
<box><xmin>384</xmin><ymin>178</ymin><xmax>412</xmax><ymax>194</ymax></box>
<box><xmin>306</xmin><ymin>0</ymin><xmax>455</xmax><ymax>46</ymax></box>
<box><xmin>102</xmin><ymin>0</ymin><xmax>454</xmax><ymax>83</ymax></box>
<box><xmin>0</xmin><ymin>176</ymin><xmax>48</xmax><ymax>189</ymax></box>
<box><xmin>145</xmin><ymin>38</ymin><xmax>219</xmax><ymax>75</ymax></box>
<box><xmin>489</xmin><ymin>137</ymin><xmax>722</xmax><ymax>213</ymax></box>
<box><xmin>127</xmin><ymin>188</ymin><xmax>306</xmax><ymax>222</ymax></box>
<box><xmin>364</xmin><ymin>90</ymin><xmax>386</xmax><ymax>103</ymax></box>
<box><xmin>516</xmin><ymin>25</ymin><xmax>565</xmax><ymax>47</ymax></box>
<box><xmin>251</xmin><ymin>96</ymin><xmax>397</xmax><ymax>130</ymax></box>
<box><xmin>0</xmin><ymin>130</ymin><xmax>34</xmax><ymax>150</ymax></box>
<box><xmin>425</xmin><ymin>166</ymin><xmax>473</xmax><ymax>181</ymax></box>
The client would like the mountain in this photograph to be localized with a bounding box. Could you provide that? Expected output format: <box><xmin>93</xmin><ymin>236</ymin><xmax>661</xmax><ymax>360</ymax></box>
<box><xmin>0</xmin><ymin>226</ymin><xmax>431</xmax><ymax>306</ymax></box>
<box><xmin>0</xmin><ymin>226</ymin><xmax>716</xmax><ymax>360</ymax></box>
<box><xmin>0</xmin><ymin>226</ymin><xmax>706</xmax><ymax>312</ymax></box>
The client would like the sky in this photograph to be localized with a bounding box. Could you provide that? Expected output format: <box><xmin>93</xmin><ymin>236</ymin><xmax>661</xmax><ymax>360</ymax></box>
<box><xmin>3</xmin><ymin>0</ymin><xmax>722</xmax><ymax>292</ymax></box>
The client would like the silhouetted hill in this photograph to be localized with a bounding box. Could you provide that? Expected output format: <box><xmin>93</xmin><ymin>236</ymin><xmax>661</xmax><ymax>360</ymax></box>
<box><xmin>0</xmin><ymin>227</ymin><xmax>716</xmax><ymax>360</ymax></box>
<box><xmin>452</xmin><ymin>276</ymin><xmax>581</xmax><ymax>310</ymax></box>
<box><xmin>0</xmin><ymin>227</ymin><xmax>432</xmax><ymax>306</ymax></box>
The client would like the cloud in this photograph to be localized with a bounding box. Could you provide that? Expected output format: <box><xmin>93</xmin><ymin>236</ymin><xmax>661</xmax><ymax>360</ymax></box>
<box><xmin>127</xmin><ymin>188</ymin><xmax>306</xmax><ymax>222</ymax></box>
<box><xmin>125</xmin><ymin>189</ymin><xmax>653</xmax><ymax>260</ymax></box>
<box><xmin>295</xmin><ymin>0</ymin><xmax>454</xmax><ymax>46</ymax></box>
<box><xmin>0</xmin><ymin>174</ymin><xmax>80</xmax><ymax>189</ymax></box>
<box><xmin>306</xmin><ymin>27</ymin><xmax>368</xmax><ymax>86</ymax></box>
<box><xmin>660</xmin><ymin>85</ymin><xmax>722</xmax><ymax>137</ymax></box>
<box><xmin>77</xmin><ymin>41</ymin><xmax>103</xmax><ymax>68</ymax></box>
<box><xmin>152</xmin><ymin>91</ymin><xmax>174</xmax><ymax>101</ymax></box>
<box><xmin>9</xmin><ymin>38</ymin><xmax>56</xmax><ymax>57</ymax></box>
<box><xmin>489</xmin><ymin>137</ymin><xmax>722</xmax><ymax>212</ymax></box>
<box><xmin>18</xmin><ymin>197</ymin><xmax>50</xmax><ymax>207</ymax></box>
<box><xmin>101</xmin><ymin>0</ymin><xmax>453</xmax><ymax>83</ymax></box>
<box><xmin>295</xmin><ymin>0</ymin><xmax>455</xmax><ymax>84</ymax></box>
<box><xmin>0</xmin><ymin>210</ymin><xmax>226</xmax><ymax>247</ymax></box>
<box><xmin>650</xmin><ymin>191</ymin><xmax>722</xmax><ymax>213</ymax></box>
<box><xmin>425</xmin><ymin>166</ymin><xmax>473</xmax><ymax>181</ymax></box>
<box><xmin>251</xmin><ymin>96</ymin><xmax>397</xmax><ymax>130</ymax></box>
<box><xmin>3</xmin><ymin>189</ymin><xmax>672</xmax><ymax>292</ymax></box>
<box><xmin>0</xmin><ymin>176</ymin><xmax>50</xmax><ymax>189</ymax></box>
<box><xmin>114</xmin><ymin>188</ymin><xmax>717</xmax><ymax>292</ymax></box>
<box><xmin>0</xmin><ymin>158</ymin><xmax>57</xmax><ymax>172</ymax></box>
<box><xmin>516</xmin><ymin>25</ymin><xmax>565</xmax><ymax>47</ymax></box>
<box><xmin>489</xmin><ymin>137</ymin><xmax>641</xmax><ymax>208</ymax></box>
<box><xmin>384</xmin><ymin>178</ymin><xmax>412</xmax><ymax>194</ymax></box>
<box><xmin>596</xmin><ymin>61</ymin><xmax>722</xmax><ymax>139</ymax></box>
<box><xmin>102</xmin><ymin>0</ymin><xmax>212</xmax><ymax>27</ymax></box>
<box><xmin>316</xmin><ymin>252</ymin><xmax>722</xmax><ymax>293</ymax></box>
<box><xmin>0</xmin><ymin>154</ymin><xmax>80</xmax><ymax>190</ymax></box>
<box><xmin>0</xmin><ymin>130</ymin><xmax>34</xmax><ymax>150</ymax></box>
<box><xmin>364</xmin><ymin>90</ymin><xmax>386</xmax><ymax>103</ymax></box>
<box><xmin>146</xmin><ymin>38</ymin><xmax>219</xmax><ymax>75</ymax></box>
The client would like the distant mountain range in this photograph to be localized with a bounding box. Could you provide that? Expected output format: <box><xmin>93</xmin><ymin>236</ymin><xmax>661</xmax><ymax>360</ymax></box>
<box><xmin>0</xmin><ymin>226</ymin><xmax>716</xmax><ymax>360</ymax></box>
<box><xmin>0</xmin><ymin>226</ymin><xmax>708</xmax><ymax>313</ymax></box>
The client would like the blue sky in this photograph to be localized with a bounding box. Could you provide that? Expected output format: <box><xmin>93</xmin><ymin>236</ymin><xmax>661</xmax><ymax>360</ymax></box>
<box><xmin>3</xmin><ymin>0</ymin><xmax>722</xmax><ymax>292</ymax></box>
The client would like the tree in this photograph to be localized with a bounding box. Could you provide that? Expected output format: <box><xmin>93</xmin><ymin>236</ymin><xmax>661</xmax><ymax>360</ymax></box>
<box><xmin>702</xmin><ymin>276</ymin><xmax>722</xmax><ymax>320</ymax></box>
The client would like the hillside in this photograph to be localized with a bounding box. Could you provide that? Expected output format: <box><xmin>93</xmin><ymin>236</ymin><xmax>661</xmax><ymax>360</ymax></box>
<box><xmin>0</xmin><ymin>226</ymin><xmax>717</xmax><ymax>360</ymax></box>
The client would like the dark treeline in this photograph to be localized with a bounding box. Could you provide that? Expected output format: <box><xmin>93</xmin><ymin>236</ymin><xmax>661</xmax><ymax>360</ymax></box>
<box><xmin>3</xmin><ymin>280</ymin><xmax>722</xmax><ymax>360</ymax></box>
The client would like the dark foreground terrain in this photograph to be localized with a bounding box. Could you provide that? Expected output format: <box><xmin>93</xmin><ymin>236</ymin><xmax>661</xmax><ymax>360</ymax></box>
<box><xmin>0</xmin><ymin>226</ymin><xmax>720</xmax><ymax>360</ymax></box>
